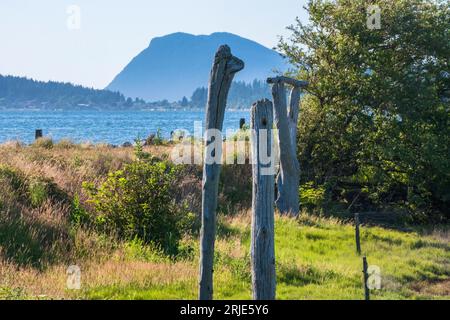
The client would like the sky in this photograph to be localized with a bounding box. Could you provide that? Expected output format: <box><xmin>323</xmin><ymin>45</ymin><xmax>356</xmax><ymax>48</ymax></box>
<box><xmin>0</xmin><ymin>0</ymin><xmax>309</xmax><ymax>89</ymax></box>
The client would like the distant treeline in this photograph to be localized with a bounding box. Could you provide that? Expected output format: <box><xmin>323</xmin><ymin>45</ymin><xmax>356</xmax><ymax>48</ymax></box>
<box><xmin>0</xmin><ymin>74</ymin><xmax>269</xmax><ymax>110</ymax></box>
<box><xmin>0</xmin><ymin>75</ymin><xmax>138</xmax><ymax>110</ymax></box>
<box><xmin>189</xmin><ymin>80</ymin><xmax>271</xmax><ymax>109</ymax></box>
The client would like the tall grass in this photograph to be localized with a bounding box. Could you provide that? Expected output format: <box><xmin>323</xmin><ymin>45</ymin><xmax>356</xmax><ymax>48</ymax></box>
<box><xmin>0</xmin><ymin>143</ymin><xmax>448</xmax><ymax>300</ymax></box>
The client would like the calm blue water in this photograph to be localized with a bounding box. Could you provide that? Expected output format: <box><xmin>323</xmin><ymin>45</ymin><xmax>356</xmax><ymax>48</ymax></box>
<box><xmin>0</xmin><ymin>110</ymin><xmax>250</xmax><ymax>145</ymax></box>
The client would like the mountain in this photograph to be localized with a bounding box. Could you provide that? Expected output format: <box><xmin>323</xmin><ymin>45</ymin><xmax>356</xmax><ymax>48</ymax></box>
<box><xmin>106</xmin><ymin>32</ymin><xmax>288</xmax><ymax>102</ymax></box>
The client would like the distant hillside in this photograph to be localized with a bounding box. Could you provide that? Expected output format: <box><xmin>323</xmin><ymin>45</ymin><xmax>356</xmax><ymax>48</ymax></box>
<box><xmin>189</xmin><ymin>80</ymin><xmax>271</xmax><ymax>109</ymax></box>
<box><xmin>107</xmin><ymin>32</ymin><xmax>288</xmax><ymax>101</ymax></box>
<box><xmin>0</xmin><ymin>74</ymin><xmax>267</xmax><ymax>110</ymax></box>
<box><xmin>0</xmin><ymin>75</ymin><xmax>140</xmax><ymax>110</ymax></box>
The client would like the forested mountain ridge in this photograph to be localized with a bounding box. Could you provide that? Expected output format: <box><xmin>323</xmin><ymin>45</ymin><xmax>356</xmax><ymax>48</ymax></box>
<box><xmin>0</xmin><ymin>75</ymin><xmax>136</xmax><ymax>110</ymax></box>
<box><xmin>0</xmin><ymin>74</ymin><xmax>269</xmax><ymax>110</ymax></box>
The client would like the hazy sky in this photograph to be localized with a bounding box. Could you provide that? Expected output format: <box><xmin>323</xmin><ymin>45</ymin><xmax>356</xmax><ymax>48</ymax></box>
<box><xmin>0</xmin><ymin>0</ymin><xmax>308</xmax><ymax>89</ymax></box>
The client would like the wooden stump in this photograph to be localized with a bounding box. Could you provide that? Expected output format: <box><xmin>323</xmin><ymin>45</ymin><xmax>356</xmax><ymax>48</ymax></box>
<box><xmin>199</xmin><ymin>45</ymin><xmax>244</xmax><ymax>300</ymax></box>
<box><xmin>271</xmin><ymin>80</ymin><xmax>300</xmax><ymax>216</ymax></box>
<box><xmin>35</xmin><ymin>129</ymin><xmax>43</xmax><ymax>140</ymax></box>
<box><xmin>267</xmin><ymin>77</ymin><xmax>307</xmax><ymax>217</ymax></box>
<box><xmin>250</xmin><ymin>99</ymin><xmax>276</xmax><ymax>300</ymax></box>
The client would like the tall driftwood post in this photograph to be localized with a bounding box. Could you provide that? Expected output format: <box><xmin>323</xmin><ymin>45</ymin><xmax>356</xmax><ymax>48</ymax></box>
<box><xmin>199</xmin><ymin>45</ymin><xmax>244</xmax><ymax>300</ymax></box>
<box><xmin>267</xmin><ymin>77</ymin><xmax>308</xmax><ymax>216</ymax></box>
<box><xmin>251</xmin><ymin>99</ymin><xmax>276</xmax><ymax>300</ymax></box>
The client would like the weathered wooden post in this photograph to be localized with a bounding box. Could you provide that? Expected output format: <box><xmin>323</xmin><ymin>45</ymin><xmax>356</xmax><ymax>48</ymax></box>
<box><xmin>267</xmin><ymin>77</ymin><xmax>308</xmax><ymax>216</ymax></box>
<box><xmin>362</xmin><ymin>256</ymin><xmax>370</xmax><ymax>300</ymax></box>
<box><xmin>35</xmin><ymin>129</ymin><xmax>43</xmax><ymax>140</ymax></box>
<box><xmin>250</xmin><ymin>99</ymin><xmax>276</xmax><ymax>300</ymax></box>
<box><xmin>199</xmin><ymin>45</ymin><xmax>244</xmax><ymax>300</ymax></box>
<box><xmin>355</xmin><ymin>213</ymin><xmax>361</xmax><ymax>255</ymax></box>
<box><xmin>288</xmin><ymin>87</ymin><xmax>301</xmax><ymax>151</ymax></box>
<box><xmin>239</xmin><ymin>118</ymin><xmax>246</xmax><ymax>129</ymax></box>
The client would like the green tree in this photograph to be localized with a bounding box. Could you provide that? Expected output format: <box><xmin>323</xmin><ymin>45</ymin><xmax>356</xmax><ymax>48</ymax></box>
<box><xmin>279</xmin><ymin>0</ymin><xmax>449</xmax><ymax>219</ymax></box>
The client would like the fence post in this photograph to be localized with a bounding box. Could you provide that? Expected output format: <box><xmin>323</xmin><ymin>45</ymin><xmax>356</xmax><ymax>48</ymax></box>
<box><xmin>363</xmin><ymin>256</ymin><xmax>370</xmax><ymax>300</ymax></box>
<box><xmin>267</xmin><ymin>77</ymin><xmax>308</xmax><ymax>217</ymax></box>
<box><xmin>198</xmin><ymin>45</ymin><xmax>244</xmax><ymax>300</ymax></box>
<box><xmin>35</xmin><ymin>129</ymin><xmax>43</xmax><ymax>140</ymax></box>
<box><xmin>355</xmin><ymin>213</ymin><xmax>361</xmax><ymax>255</ymax></box>
<box><xmin>250</xmin><ymin>99</ymin><xmax>276</xmax><ymax>300</ymax></box>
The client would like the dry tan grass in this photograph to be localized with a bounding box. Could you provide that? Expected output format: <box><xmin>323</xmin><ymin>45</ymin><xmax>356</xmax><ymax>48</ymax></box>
<box><xmin>0</xmin><ymin>250</ymin><xmax>197</xmax><ymax>299</ymax></box>
<box><xmin>0</xmin><ymin>142</ymin><xmax>174</xmax><ymax>195</ymax></box>
<box><xmin>0</xmin><ymin>142</ymin><xmax>201</xmax><ymax>299</ymax></box>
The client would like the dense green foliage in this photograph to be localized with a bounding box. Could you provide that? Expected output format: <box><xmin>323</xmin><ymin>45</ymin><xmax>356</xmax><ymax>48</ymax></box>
<box><xmin>279</xmin><ymin>0</ymin><xmax>449</xmax><ymax>219</ymax></box>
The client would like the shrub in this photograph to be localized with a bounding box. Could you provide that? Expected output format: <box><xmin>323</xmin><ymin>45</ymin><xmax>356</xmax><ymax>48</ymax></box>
<box><xmin>83</xmin><ymin>159</ymin><xmax>193</xmax><ymax>254</ymax></box>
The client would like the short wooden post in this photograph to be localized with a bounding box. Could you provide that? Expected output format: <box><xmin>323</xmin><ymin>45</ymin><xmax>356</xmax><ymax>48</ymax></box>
<box><xmin>199</xmin><ymin>45</ymin><xmax>244</xmax><ymax>300</ymax></box>
<box><xmin>362</xmin><ymin>256</ymin><xmax>370</xmax><ymax>300</ymax></box>
<box><xmin>251</xmin><ymin>99</ymin><xmax>276</xmax><ymax>300</ymax></box>
<box><xmin>35</xmin><ymin>129</ymin><xmax>43</xmax><ymax>140</ymax></box>
<box><xmin>355</xmin><ymin>213</ymin><xmax>361</xmax><ymax>255</ymax></box>
<box><xmin>239</xmin><ymin>118</ymin><xmax>246</xmax><ymax>129</ymax></box>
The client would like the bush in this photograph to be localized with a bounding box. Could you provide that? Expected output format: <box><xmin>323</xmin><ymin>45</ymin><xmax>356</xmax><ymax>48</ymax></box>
<box><xmin>83</xmin><ymin>159</ymin><xmax>194</xmax><ymax>254</ymax></box>
<box><xmin>28</xmin><ymin>180</ymin><xmax>48</xmax><ymax>208</ymax></box>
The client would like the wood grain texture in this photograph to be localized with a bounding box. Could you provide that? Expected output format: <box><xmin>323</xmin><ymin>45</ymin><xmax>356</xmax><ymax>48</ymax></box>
<box><xmin>250</xmin><ymin>99</ymin><xmax>276</xmax><ymax>300</ymax></box>
<box><xmin>199</xmin><ymin>45</ymin><xmax>244</xmax><ymax>300</ymax></box>
<box><xmin>271</xmin><ymin>81</ymin><xmax>300</xmax><ymax>216</ymax></box>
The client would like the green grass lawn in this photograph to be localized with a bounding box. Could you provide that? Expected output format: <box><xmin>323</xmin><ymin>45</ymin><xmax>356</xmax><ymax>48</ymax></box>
<box><xmin>80</xmin><ymin>215</ymin><xmax>449</xmax><ymax>300</ymax></box>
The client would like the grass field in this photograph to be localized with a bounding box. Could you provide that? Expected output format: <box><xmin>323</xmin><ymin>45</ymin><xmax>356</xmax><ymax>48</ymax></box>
<box><xmin>0</xmin><ymin>141</ymin><xmax>448</xmax><ymax>300</ymax></box>
<box><xmin>79</xmin><ymin>215</ymin><xmax>450</xmax><ymax>300</ymax></box>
